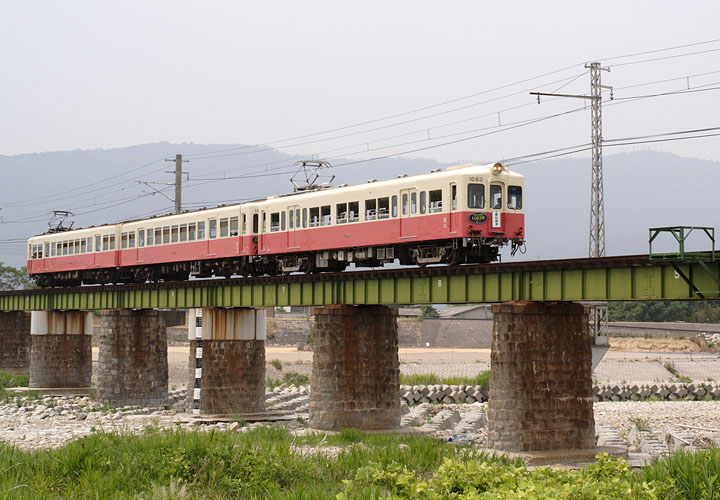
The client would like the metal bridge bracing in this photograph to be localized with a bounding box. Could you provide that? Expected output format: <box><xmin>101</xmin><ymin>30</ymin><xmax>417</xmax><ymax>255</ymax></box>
<box><xmin>2</xmin><ymin>252</ymin><xmax>720</xmax><ymax>311</ymax></box>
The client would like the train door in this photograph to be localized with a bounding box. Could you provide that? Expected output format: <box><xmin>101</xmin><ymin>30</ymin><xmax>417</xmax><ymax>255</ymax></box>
<box><xmin>449</xmin><ymin>183</ymin><xmax>457</xmax><ymax>234</ymax></box>
<box><xmin>251</xmin><ymin>212</ymin><xmax>259</xmax><ymax>255</ymax></box>
<box><xmin>287</xmin><ymin>205</ymin><xmax>300</xmax><ymax>249</ymax></box>
<box><xmin>207</xmin><ymin>217</ymin><xmax>219</xmax><ymax>256</ymax></box>
<box><xmin>258</xmin><ymin>210</ymin><xmax>267</xmax><ymax>252</ymax></box>
<box><xmin>490</xmin><ymin>182</ymin><xmax>504</xmax><ymax>231</ymax></box>
<box><xmin>93</xmin><ymin>234</ymin><xmax>101</xmax><ymax>268</ymax></box>
<box><xmin>400</xmin><ymin>188</ymin><xmax>417</xmax><ymax>238</ymax></box>
<box><xmin>136</xmin><ymin>228</ymin><xmax>144</xmax><ymax>263</ymax></box>
<box><xmin>40</xmin><ymin>242</ymin><xmax>49</xmax><ymax>272</ymax></box>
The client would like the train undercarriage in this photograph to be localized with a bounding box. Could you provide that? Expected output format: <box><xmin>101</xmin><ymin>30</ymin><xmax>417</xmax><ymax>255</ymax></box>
<box><xmin>32</xmin><ymin>237</ymin><xmax>520</xmax><ymax>287</ymax></box>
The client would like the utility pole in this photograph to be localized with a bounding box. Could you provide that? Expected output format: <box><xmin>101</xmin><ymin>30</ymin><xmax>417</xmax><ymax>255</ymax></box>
<box><xmin>530</xmin><ymin>61</ymin><xmax>612</xmax><ymax>257</ymax></box>
<box><xmin>164</xmin><ymin>154</ymin><xmax>189</xmax><ymax>214</ymax></box>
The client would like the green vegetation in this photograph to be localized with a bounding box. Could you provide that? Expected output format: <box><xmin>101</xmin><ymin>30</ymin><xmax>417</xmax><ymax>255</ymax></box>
<box><xmin>266</xmin><ymin>371</ymin><xmax>310</xmax><ymax>390</ymax></box>
<box><xmin>419</xmin><ymin>304</ymin><xmax>440</xmax><ymax>318</ymax></box>
<box><xmin>0</xmin><ymin>371</ymin><xmax>32</xmax><ymax>402</ymax></box>
<box><xmin>664</xmin><ymin>362</ymin><xmax>693</xmax><ymax>383</ymax></box>
<box><xmin>400</xmin><ymin>371</ymin><xmax>490</xmax><ymax>389</ymax></box>
<box><xmin>269</xmin><ymin>359</ymin><xmax>283</xmax><ymax>371</ymax></box>
<box><xmin>609</xmin><ymin>300</ymin><xmax>720</xmax><ymax>323</ymax></box>
<box><xmin>3</xmin><ymin>427</ymin><xmax>718</xmax><ymax>499</ymax></box>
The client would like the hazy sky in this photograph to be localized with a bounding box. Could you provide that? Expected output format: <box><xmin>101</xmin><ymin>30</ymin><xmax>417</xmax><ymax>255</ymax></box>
<box><xmin>2</xmin><ymin>1</ymin><xmax>720</xmax><ymax>164</ymax></box>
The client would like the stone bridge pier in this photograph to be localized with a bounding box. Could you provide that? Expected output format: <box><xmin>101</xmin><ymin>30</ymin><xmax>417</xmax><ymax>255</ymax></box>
<box><xmin>29</xmin><ymin>311</ymin><xmax>92</xmax><ymax>388</ymax></box>
<box><xmin>487</xmin><ymin>301</ymin><xmax>595</xmax><ymax>452</ymax></box>
<box><xmin>0</xmin><ymin>311</ymin><xmax>31</xmax><ymax>375</ymax></box>
<box><xmin>96</xmin><ymin>309</ymin><xmax>169</xmax><ymax>407</ymax></box>
<box><xmin>310</xmin><ymin>305</ymin><xmax>400</xmax><ymax>431</ymax></box>
<box><xmin>186</xmin><ymin>307</ymin><xmax>266</xmax><ymax>415</ymax></box>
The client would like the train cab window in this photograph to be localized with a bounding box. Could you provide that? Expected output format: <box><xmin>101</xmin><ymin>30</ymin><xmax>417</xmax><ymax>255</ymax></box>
<box><xmin>163</xmin><ymin>227</ymin><xmax>171</xmax><ymax>244</ymax></box>
<box><xmin>128</xmin><ymin>232</ymin><xmax>135</xmax><ymax>248</ymax></box>
<box><xmin>288</xmin><ymin>210</ymin><xmax>294</xmax><ymax>229</ymax></box>
<box><xmin>490</xmin><ymin>185</ymin><xmax>502</xmax><ymax>209</ymax></box>
<box><xmin>365</xmin><ymin>199</ymin><xmax>377</xmax><ymax>221</ymax></box>
<box><xmin>402</xmin><ymin>193</ymin><xmax>408</xmax><ymax>215</ymax></box>
<box><xmin>392</xmin><ymin>195</ymin><xmax>398</xmax><ymax>217</ymax></box>
<box><xmin>281</xmin><ymin>212</ymin><xmax>286</xmax><ymax>231</ymax></box>
<box><xmin>220</xmin><ymin>218</ymin><xmax>229</xmax><ymax>238</ymax></box>
<box><xmin>109</xmin><ymin>235</ymin><xmax>116</xmax><ymax>250</ymax></box>
<box><xmin>348</xmin><ymin>201</ymin><xmax>359</xmax><ymax>222</ymax></box>
<box><xmin>451</xmin><ymin>184</ymin><xmax>457</xmax><ymax>210</ymax></box>
<box><xmin>198</xmin><ymin>221</ymin><xmax>206</xmax><ymax>239</ymax></box>
<box><xmin>301</xmin><ymin>209</ymin><xmax>307</xmax><ymax>229</ymax></box>
<box><xmin>468</xmin><ymin>184</ymin><xmax>485</xmax><ymax>209</ymax></box>
<box><xmin>309</xmin><ymin>208</ymin><xmax>319</xmax><ymax>227</ymax></box>
<box><xmin>336</xmin><ymin>203</ymin><xmax>347</xmax><ymax>224</ymax></box>
<box><xmin>508</xmin><ymin>186</ymin><xmax>522</xmax><ymax>210</ymax></box>
<box><xmin>209</xmin><ymin>220</ymin><xmax>217</xmax><ymax>239</ymax></box>
<box><xmin>230</xmin><ymin>217</ymin><xmax>239</xmax><ymax>236</ymax></box>
<box><xmin>43</xmin><ymin>242</ymin><xmax>48</xmax><ymax>257</ymax></box>
<box><xmin>102</xmin><ymin>236</ymin><xmax>108</xmax><ymax>252</ymax></box>
<box><xmin>121</xmin><ymin>233</ymin><xmax>128</xmax><ymax>249</ymax></box>
<box><xmin>189</xmin><ymin>223</ymin><xmax>196</xmax><ymax>241</ymax></box>
<box><xmin>252</xmin><ymin>214</ymin><xmax>258</xmax><ymax>234</ymax></box>
<box><xmin>420</xmin><ymin>192</ymin><xmax>427</xmax><ymax>214</ymax></box>
<box><xmin>96</xmin><ymin>236</ymin><xmax>101</xmax><ymax>252</ymax></box>
<box><xmin>171</xmin><ymin>226</ymin><xmax>179</xmax><ymax>243</ymax></box>
<box><xmin>429</xmin><ymin>190</ymin><xmax>443</xmax><ymax>213</ymax></box>
<box><xmin>321</xmin><ymin>205</ymin><xmax>331</xmax><ymax>226</ymax></box>
<box><xmin>410</xmin><ymin>192</ymin><xmax>417</xmax><ymax>214</ymax></box>
<box><xmin>138</xmin><ymin>231</ymin><xmax>145</xmax><ymax>248</ymax></box>
<box><xmin>81</xmin><ymin>239</ymin><xmax>87</xmax><ymax>253</ymax></box>
<box><xmin>180</xmin><ymin>224</ymin><xmax>188</xmax><ymax>242</ymax></box>
<box><xmin>155</xmin><ymin>228</ymin><xmax>162</xmax><ymax>245</ymax></box>
<box><xmin>271</xmin><ymin>213</ymin><xmax>280</xmax><ymax>232</ymax></box>
<box><xmin>295</xmin><ymin>209</ymin><xmax>300</xmax><ymax>228</ymax></box>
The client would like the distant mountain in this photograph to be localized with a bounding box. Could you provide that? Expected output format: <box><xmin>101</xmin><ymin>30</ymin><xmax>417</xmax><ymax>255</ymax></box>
<box><xmin>1</xmin><ymin>144</ymin><xmax>718</xmax><ymax>268</ymax></box>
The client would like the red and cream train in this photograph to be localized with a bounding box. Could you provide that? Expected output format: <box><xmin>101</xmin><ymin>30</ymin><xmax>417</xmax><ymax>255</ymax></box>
<box><xmin>27</xmin><ymin>162</ymin><xmax>525</xmax><ymax>286</ymax></box>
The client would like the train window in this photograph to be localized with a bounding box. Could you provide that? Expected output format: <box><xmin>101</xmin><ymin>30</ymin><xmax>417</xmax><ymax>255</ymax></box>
<box><xmin>155</xmin><ymin>228</ymin><xmax>162</xmax><ymax>245</ymax></box>
<box><xmin>365</xmin><ymin>199</ymin><xmax>377</xmax><ymax>221</ymax></box>
<box><xmin>467</xmin><ymin>184</ymin><xmax>485</xmax><ymax>209</ymax></box>
<box><xmin>129</xmin><ymin>232</ymin><xmax>135</xmax><ymax>248</ymax></box>
<box><xmin>180</xmin><ymin>224</ymin><xmax>188</xmax><ymax>242</ymax></box>
<box><xmin>81</xmin><ymin>239</ymin><xmax>87</xmax><ymax>253</ymax></box>
<box><xmin>163</xmin><ymin>227</ymin><xmax>171</xmax><ymax>244</ymax></box>
<box><xmin>51</xmin><ymin>242</ymin><xmax>56</xmax><ymax>257</ymax></box>
<box><xmin>71</xmin><ymin>241</ymin><xmax>76</xmax><ymax>255</ymax></box>
<box><xmin>252</xmin><ymin>214</ymin><xmax>258</xmax><ymax>234</ymax></box>
<box><xmin>508</xmin><ymin>186</ymin><xmax>522</xmax><ymax>210</ymax></box>
<box><xmin>121</xmin><ymin>233</ymin><xmax>128</xmax><ymax>249</ymax></box>
<box><xmin>281</xmin><ymin>212</ymin><xmax>286</xmax><ymax>231</ymax></box>
<box><xmin>271</xmin><ymin>213</ymin><xmax>280</xmax><ymax>232</ymax></box>
<box><xmin>189</xmin><ymin>223</ymin><xmax>196</xmax><ymax>241</ymax></box>
<box><xmin>242</xmin><ymin>215</ymin><xmax>247</xmax><ymax>234</ymax></box>
<box><xmin>336</xmin><ymin>203</ymin><xmax>347</xmax><ymax>224</ymax></box>
<box><xmin>420</xmin><ymin>192</ymin><xmax>427</xmax><ymax>214</ymax></box>
<box><xmin>198</xmin><ymin>221</ymin><xmax>206</xmax><ymax>239</ymax></box>
<box><xmin>429</xmin><ymin>190</ymin><xmax>442</xmax><ymax>213</ymax></box>
<box><xmin>96</xmin><ymin>236</ymin><xmax>101</xmax><ymax>252</ymax></box>
<box><xmin>87</xmin><ymin>237</ymin><xmax>93</xmax><ymax>252</ymax></box>
<box><xmin>349</xmin><ymin>201</ymin><xmax>359</xmax><ymax>222</ymax></box>
<box><xmin>410</xmin><ymin>192</ymin><xmax>417</xmax><ymax>214</ymax></box>
<box><xmin>102</xmin><ymin>236</ymin><xmax>108</xmax><ymax>252</ymax></box>
<box><xmin>302</xmin><ymin>208</ymin><xmax>307</xmax><ymax>228</ymax></box>
<box><xmin>262</xmin><ymin>212</ymin><xmax>267</xmax><ymax>232</ymax></box>
<box><xmin>209</xmin><ymin>220</ymin><xmax>217</xmax><ymax>239</ymax></box>
<box><xmin>451</xmin><ymin>184</ymin><xmax>457</xmax><ymax>210</ymax></box>
<box><xmin>392</xmin><ymin>195</ymin><xmax>398</xmax><ymax>217</ymax></box>
<box><xmin>402</xmin><ymin>193</ymin><xmax>408</xmax><ymax>215</ymax></box>
<box><xmin>146</xmin><ymin>229</ymin><xmax>153</xmax><ymax>246</ymax></box>
<box><xmin>321</xmin><ymin>206</ymin><xmax>331</xmax><ymax>226</ymax></box>
<box><xmin>309</xmin><ymin>208</ymin><xmax>319</xmax><ymax>227</ymax></box>
<box><xmin>378</xmin><ymin>197</ymin><xmax>389</xmax><ymax>219</ymax></box>
<box><xmin>220</xmin><ymin>218</ymin><xmax>229</xmax><ymax>238</ymax></box>
<box><xmin>109</xmin><ymin>235</ymin><xmax>116</xmax><ymax>250</ymax></box>
<box><xmin>44</xmin><ymin>242</ymin><xmax>49</xmax><ymax>257</ymax></box>
<box><xmin>171</xmin><ymin>226</ymin><xmax>179</xmax><ymax>243</ymax></box>
<box><xmin>138</xmin><ymin>230</ymin><xmax>144</xmax><ymax>248</ymax></box>
<box><xmin>288</xmin><ymin>210</ymin><xmax>294</xmax><ymax>229</ymax></box>
<box><xmin>295</xmin><ymin>209</ymin><xmax>300</xmax><ymax>228</ymax></box>
<box><xmin>230</xmin><ymin>217</ymin><xmax>238</xmax><ymax>236</ymax></box>
<box><xmin>490</xmin><ymin>185</ymin><xmax>502</xmax><ymax>209</ymax></box>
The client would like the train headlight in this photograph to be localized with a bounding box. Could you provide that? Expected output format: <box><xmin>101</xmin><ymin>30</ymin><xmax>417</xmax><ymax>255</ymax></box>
<box><xmin>491</xmin><ymin>162</ymin><xmax>504</xmax><ymax>175</ymax></box>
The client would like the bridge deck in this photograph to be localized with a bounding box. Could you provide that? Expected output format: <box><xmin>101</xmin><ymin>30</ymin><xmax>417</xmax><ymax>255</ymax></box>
<box><xmin>2</xmin><ymin>253</ymin><xmax>718</xmax><ymax>311</ymax></box>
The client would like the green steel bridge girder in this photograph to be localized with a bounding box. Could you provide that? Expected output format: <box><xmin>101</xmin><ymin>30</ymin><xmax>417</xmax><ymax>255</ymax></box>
<box><xmin>2</xmin><ymin>257</ymin><xmax>720</xmax><ymax>312</ymax></box>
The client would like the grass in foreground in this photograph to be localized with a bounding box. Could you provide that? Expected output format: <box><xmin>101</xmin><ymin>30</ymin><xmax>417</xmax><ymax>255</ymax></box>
<box><xmin>0</xmin><ymin>371</ymin><xmax>32</xmax><ymax>402</ymax></box>
<box><xmin>1</xmin><ymin>424</ymin><xmax>717</xmax><ymax>499</ymax></box>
